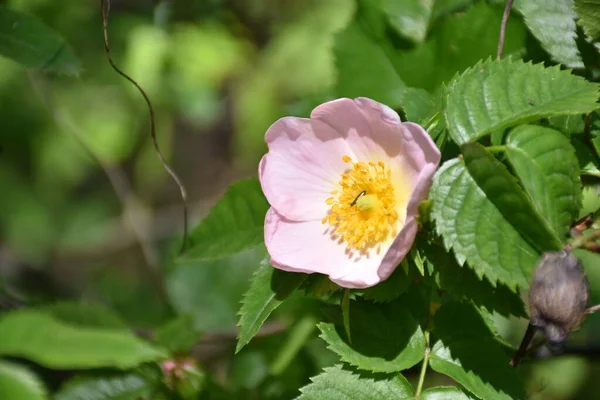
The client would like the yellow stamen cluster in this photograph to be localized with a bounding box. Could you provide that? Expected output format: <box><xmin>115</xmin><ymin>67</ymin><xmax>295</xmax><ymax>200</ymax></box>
<box><xmin>323</xmin><ymin>156</ymin><xmax>398</xmax><ymax>254</ymax></box>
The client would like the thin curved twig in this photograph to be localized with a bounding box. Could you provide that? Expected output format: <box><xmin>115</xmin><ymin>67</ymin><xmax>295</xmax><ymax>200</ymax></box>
<box><xmin>497</xmin><ymin>0</ymin><xmax>514</xmax><ymax>59</ymax></box>
<box><xmin>100</xmin><ymin>0</ymin><xmax>190</xmax><ymax>253</ymax></box>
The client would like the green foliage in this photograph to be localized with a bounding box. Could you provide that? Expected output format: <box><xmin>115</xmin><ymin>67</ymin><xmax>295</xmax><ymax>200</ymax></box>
<box><xmin>318</xmin><ymin>297</ymin><xmax>426</xmax><ymax>373</ymax></box>
<box><xmin>39</xmin><ymin>301</ymin><xmax>129</xmax><ymax>329</ymax></box>
<box><xmin>179</xmin><ymin>179</ymin><xmax>269</xmax><ymax>263</ymax></box>
<box><xmin>334</xmin><ymin>22</ymin><xmax>406</xmax><ymax>107</ymax></box>
<box><xmin>0</xmin><ymin>310</ymin><xmax>166</xmax><ymax>369</ymax></box>
<box><xmin>0</xmin><ymin>361</ymin><xmax>48</xmax><ymax>400</ymax></box>
<box><xmin>461</xmin><ymin>142</ymin><xmax>563</xmax><ymax>251</ymax></box>
<box><xmin>0</xmin><ymin>6</ymin><xmax>80</xmax><ymax>74</ymax></box>
<box><xmin>445</xmin><ymin>58</ymin><xmax>599</xmax><ymax>145</ymax></box>
<box><xmin>236</xmin><ymin>261</ymin><xmax>307</xmax><ymax>353</ymax></box>
<box><xmin>153</xmin><ymin>315</ymin><xmax>200</xmax><ymax>354</ymax></box>
<box><xmin>515</xmin><ymin>0</ymin><xmax>583</xmax><ymax>68</ymax></box>
<box><xmin>54</xmin><ymin>372</ymin><xmax>156</xmax><ymax>400</ymax></box>
<box><xmin>167</xmin><ymin>247</ymin><xmax>265</xmax><ymax>332</ymax></box>
<box><xmin>379</xmin><ymin>0</ymin><xmax>433</xmax><ymax>43</ymax></box>
<box><xmin>359</xmin><ymin>264</ymin><xmax>412</xmax><ymax>303</ymax></box>
<box><xmin>296</xmin><ymin>365</ymin><xmax>413</xmax><ymax>400</ymax></box>
<box><xmin>393</xmin><ymin>2</ymin><xmax>526</xmax><ymax>92</ymax></box>
<box><xmin>505</xmin><ymin>125</ymin><xmax>582</xmax><ymax>237</ymax></box>
<box><xmin>430</xmin><ymin>158</ymin><xmax>539</xmax><ymax>290</ymax></box>
<box><xmin>576</xmin><ymin>0</ymin><xmax>600</xmax><ymax>41</ymax></box>
<box><xmin>429</xmin><ymin>302</ymin><xmax>524</xmax><ymax>400</ymax></box>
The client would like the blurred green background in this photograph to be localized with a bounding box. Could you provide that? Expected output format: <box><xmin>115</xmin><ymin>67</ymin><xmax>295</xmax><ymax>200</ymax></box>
<box><xmin>2</xmin><ymin>0</ymin><xmax>600</xmax><ymax>399</ymax></box>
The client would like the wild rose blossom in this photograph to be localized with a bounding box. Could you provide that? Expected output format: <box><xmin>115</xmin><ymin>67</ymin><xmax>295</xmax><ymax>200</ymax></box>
<box><xmin>258</xmin><ymin>97</ymin><xmax>441</xmax><ymax>288</ymax></box>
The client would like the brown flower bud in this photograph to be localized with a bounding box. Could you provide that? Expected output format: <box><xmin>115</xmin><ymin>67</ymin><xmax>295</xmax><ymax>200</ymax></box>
<box><xmin>529</xmin><ymin>250</ymin><xmax>589</xmax><ymax>346</ymax></box>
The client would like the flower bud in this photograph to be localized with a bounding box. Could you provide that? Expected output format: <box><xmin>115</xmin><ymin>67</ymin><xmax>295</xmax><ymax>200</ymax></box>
<box><xmin>529</xmin><ymin>250</ymin><xmax>589</xmax><ymax>348</ymax></box>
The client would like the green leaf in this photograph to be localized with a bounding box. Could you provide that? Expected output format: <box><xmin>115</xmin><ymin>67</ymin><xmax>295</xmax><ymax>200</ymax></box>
<box><xmin>296</xmin><ymin>365</ymin><xmax>413</xmax><ymax>400</ymax></box>
<box><xmin>421</xmin><ymin>386</ymin><xmax>477</xmax><ymax>400</ymax></box>
<box><xmin>54</xmin><ymin>372</ymin><xmax>155</xmax><ymax>400</ymax></box>
<box><xmin>505</xmin><ymin>125</ymin><xmax>582</xmax><ymax>238</ymax></box>
<box><xmin>576</xmin><ymin>0</ymin><xmax>600</xmax><ymax>41</ymax></box>
<box><xmin>394</xmin><ymin>2</ymin><xmax>526</xmax><ymax>92</ymax></box>
<box><xmin>0</xmin><ymin>6</ymin><xmax>80</xmax><ymax>75</ymax></box>
<box><xmin>429</xmin><ymin>302</ymin><xmax>524</xmax><ymax>400</ymax></box>
<box><xmin>445</xmin><ymin>58</ymin><xmax>599</xmax><ymax>145</ymax></box>
<box><xmin>572</xmin><ymin>136</ymin><xmax>600</xmax><ymax>177</ymax></box>
<box><xmin>380</xmin><ymin>0</ymin><xmax>433</xmax><ymax>43</ymax></box>
<box><xmin>400</xmin><ymin>87</ymin><xmax>438</xmax><ymax>125</ymax></box>
<box><xmin>425</xmin><ymin>241</ymin><xmax>526</xmax><ymax>318</ymax></box>
<box><xmin>580</xmin><ymin>185</ymin><xmax>600</xmax><ymax>218</ymax></box>
<box><xmin>179</xmin><ymin>178</ymin><xmax>269</xmax><ymax>263</ymax></box>
<box><xmin>236</xmin><ymin>261</ymin><xmax>307</xmax><ymax>353</ymax></box>
<box><xmin>0</xmin><ymin>361</ymin><xmax>48</xmax><ymax>400</ymax></box>
<box><xmin>38</xmin><ymin>301</ymin><xmax>128</xmax><ymax>330</ymax></box>
<box><xmin>318</xmin><ymin>297</ymin><xmax>426</xmax><ymax>373</ymax></box>
<box><xmin>153</xmin><ymin>315</ymin><xmax>200</xmax><ymax>354</ymax></box>
<box><xmin>430</xmin><ymin>158</ymin><xmax>539</xmax><ymax>290</ymax></box>
<box><xmin>334</xmin><ymin>22</ymin><xmax>406</xmax><ymax>107</ymax></box>
<box><xmin>0</xmin><ymin>310</ymin><xmax>166</xmax><ymax>369</ymax></box>
<box><xmin>515</xmin><ymin>0</ymin><xmax>583</xmax><ymax>68</ymax></box>
<box><xmin>168</xmin><ymin>247</ymin><xmax>265</xmax><ymax>332</ymax></box>
<box><xmin>461</xmin><ymin>142</ymin><xmax>563</xmax><ymax>251</ymax></box>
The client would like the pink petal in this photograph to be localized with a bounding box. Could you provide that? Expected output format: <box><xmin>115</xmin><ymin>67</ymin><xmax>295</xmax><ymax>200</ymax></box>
<box><xmin>265</xmin><ymin>208</ymin><xmax>387</xmax><ymax>289</ymax></box>
<box><xmin>259</xmin><ymin>117</ymin><xmax>354</xmax><ymax>221</ymax></box>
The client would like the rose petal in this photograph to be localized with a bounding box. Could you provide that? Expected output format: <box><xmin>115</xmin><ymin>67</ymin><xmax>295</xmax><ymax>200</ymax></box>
<box><xmin>260</xmin><ymin>117</ymin><xmax>354</xmax><ymax>221</ymax></box>
<box><xmin>265</xmin><ymin>208</ymin><xmax>387</xmax><ymax>289</ymax></box>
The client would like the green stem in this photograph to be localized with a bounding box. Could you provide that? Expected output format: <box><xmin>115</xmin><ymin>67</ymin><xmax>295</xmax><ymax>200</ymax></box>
<box><xmin>415</xmin><ymin>331</ymin><xmax>431</xmax><ymax>400</ymax></box>
<box><xmin>485</xmin><ymin>145</ymin><xmax>506</xmax><ymax>153</ymax></box>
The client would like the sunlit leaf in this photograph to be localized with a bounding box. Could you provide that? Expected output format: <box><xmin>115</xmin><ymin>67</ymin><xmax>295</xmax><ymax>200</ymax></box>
<box><xmin>0</xmin><ymin>310</ymin><xmax>166</xmax><ymax>369</ymax></box>
<box><xmin>0</xmin><ymin>361</ymin><xmax>48</xmax><ymax>400</ymax></box>
<box><xmin>505</xmin><ymin>125</ymin><xmax>582</xmax><ymax>238</ymax></box>
<box><xmin>515</xmin><ymin>0</ymin><xmax>583</xmax><ymax>68</ymax></box>
<box><xmin>461</xmin><ymin>142</ymin><xmax>563</xmax><ymax>251</ymax></box>
<box><xmin>430</xmin><ymin>158</ymin><xmax>538</xmax><ymax>290</ymax></box>
<box><xmin>576</xmin><ymin>0</ymin><xmax>600</xmax><ymax>42</ymax></box>
<box><xmin>445</xmin><ymin>58</ymin><xmax>599</xmax><ymax>145</ymax></box>
<box><xmin>380</xmin><ymin>0</ymin><xmax>433</xmax><ymax>43</ymax></box>
<box><xmin>297</xmin><ymin>365</ymin><xmax>413</xmax><ymax>400</ymax></box>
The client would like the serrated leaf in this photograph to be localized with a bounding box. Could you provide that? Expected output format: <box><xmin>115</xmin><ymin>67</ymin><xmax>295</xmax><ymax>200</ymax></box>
<box><xmin>334</xmin><ymin>22</ymin><xmax>406</xmax><ymax>107</ymax></box>
<box><xmin>0</xmin><ymin>310</ymin><xmax>166</xmax><ymax>369</ymax></box>
<box><xmin>0</xmin><ymin>6</ymin><xmax>80</xmax><ymax>75</ymax></box>
<box><xmin>429</xmin><ymin>302</ymin><xmax>524</xmax><ymax>400</ymax></box>
<box><xmin>430</xmin><ymin>158</ymin><xmax>539</xmax><ymax>290</ymax></box>
<box><xmin>445</xmin><ymin>58</ymin><xmax>599</xmax><ymax>145</ymax></box>
<box><xmin>515</xmin><ymin>0</ymin><xmax>583</xmax><ymax>68</ymax></box>
<box><xmin>0</xmin><ymin>361</ymin><xmax>48</xmax><ymax>400</ymax></box>
<box><xmin>380</xmin><ymin>0</ymin><xmax>433</xmax><ymax>43</ymax></box>
<box><xmin>179</xmin><ymin>179</ymin><xmax>269</xmax><ymax>263</ymax></box>
<box><xmin>576</xmin><ymin>0</ymin><xmax>600</xmax><ymax>40</ymax></box>
<box><xmin>38</xmin><ymin>301</ymin><xmax>128</xmax><ymax>330</ymax></box>
<box><xmin>461</xmin><ymin>142</ymin><xmax>563</xmax><ymax>251</ymax></box>
<box><xmin>318</xmin><ymin>297</ymin><xmax>425</xmax><ymax>373</ymax></box>
<box><xmin>153</xmin><ymin>315</ymin><xmax>200</xmax><ymax>354</ymax></box>
<box><xmin>54</xmin><ymin>372</ymin><xmax>154</xmax><ymax>400</ymax></box>
<box><xmin>296</xmin><ymin>365</ymin><xmax>413</xmax><ymax>400</ymax></box>
<box><xmin>421</xmin><ymin>386</ymin><xmax>477</xmax><ymax>400</ymax></box>
<box><xmin>506</xmin><ymin>125</ymin><xmax>582</xmax><ymax>238</ymax></box>
<box><xmin>424</xmin><ymin>241</ymin><xmax>526</xmax><ymax>318</ymax></box>
<box><xmin>236</xmin><ymin>262</ymin><xmax>307</xmax><ymax>353</ymax></box>
<box><xmin>572</xmin><ymin>136</ymin><xmax>600</xmax><ymax>176</ymax></box>
<box><xmin>401</xmin><ymin>87</ymin><xmax>439</xmax><ymax>125</ymax></box>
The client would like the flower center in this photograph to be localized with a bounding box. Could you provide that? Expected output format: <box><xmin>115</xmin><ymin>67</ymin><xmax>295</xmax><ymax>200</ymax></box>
<box><xmin>323</xmin><ymin>156</ymin><xmax>398</xmax><ymax>254</ymax></box>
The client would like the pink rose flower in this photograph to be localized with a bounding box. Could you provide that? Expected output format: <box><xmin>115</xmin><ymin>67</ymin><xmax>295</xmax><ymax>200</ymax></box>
<box><xmin>259</xmin><ymin>97</ymin><xmax>441</xmax><ymax>288</ymax></box>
